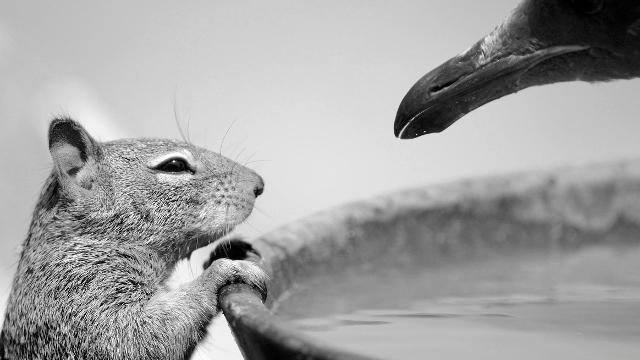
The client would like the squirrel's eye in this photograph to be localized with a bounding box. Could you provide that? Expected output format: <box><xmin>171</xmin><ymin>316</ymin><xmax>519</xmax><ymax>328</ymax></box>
<box><xmin>155</xmin><ymin>158</ymin><xmax>193</xmax><ymax>173</ymax></box>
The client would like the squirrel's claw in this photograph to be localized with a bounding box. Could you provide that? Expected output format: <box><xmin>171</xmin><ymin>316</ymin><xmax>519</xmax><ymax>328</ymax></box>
<box><xmin>204</xmin><ymin>237</ymin><xmax>261</xmax><ymax>269</ymax></box>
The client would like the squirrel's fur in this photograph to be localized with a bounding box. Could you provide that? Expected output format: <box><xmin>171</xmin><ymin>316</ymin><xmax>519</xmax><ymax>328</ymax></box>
<box><xmin>1</xmin><ymin>118</ymin><xmax>268</xmax><ymax>360</ymax></box>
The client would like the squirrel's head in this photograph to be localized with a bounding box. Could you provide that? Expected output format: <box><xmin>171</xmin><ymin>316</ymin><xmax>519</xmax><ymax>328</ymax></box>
<box><xmin>45</xmin><ymin>118</ymin><xmax>264</xmax><ymax>260</ymax></box>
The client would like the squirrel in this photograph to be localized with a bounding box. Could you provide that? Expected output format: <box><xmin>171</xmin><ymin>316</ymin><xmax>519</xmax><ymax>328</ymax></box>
<box><xmin>0</xmin><ymin>118</ymin><xmax>268</xmax><ymax>360</ymax></box>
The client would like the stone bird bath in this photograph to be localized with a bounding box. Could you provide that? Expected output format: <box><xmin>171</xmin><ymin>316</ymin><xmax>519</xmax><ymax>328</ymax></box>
<box><xmin>219</xmin><ymin>161</ymin><xmax>640</xmax><ymax>360</ymax></box>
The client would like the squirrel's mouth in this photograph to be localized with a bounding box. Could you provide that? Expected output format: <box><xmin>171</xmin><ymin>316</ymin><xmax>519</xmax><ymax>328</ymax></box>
<box><xmin>177</xmin><ymin>197</ymin><xmax>257</xmax><ymax>260</ymax></box>
<box><xmin>181</xmin><ymin>230</ymin><xmax>233</xmax><ymax>260</ymax></box>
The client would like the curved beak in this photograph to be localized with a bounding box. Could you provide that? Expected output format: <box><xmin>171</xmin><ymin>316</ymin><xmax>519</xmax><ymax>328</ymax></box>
<box><xmin>394</xmin><ymin>6</ymin><xmax>588</xmax><ymax>139</ymax></box>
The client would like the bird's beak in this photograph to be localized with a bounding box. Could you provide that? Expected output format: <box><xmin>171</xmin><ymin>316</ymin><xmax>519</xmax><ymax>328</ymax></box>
<box><xmin>394</xmin><ymin>8</ymin><xmax>588</xmax><ymax>139</ymax></box>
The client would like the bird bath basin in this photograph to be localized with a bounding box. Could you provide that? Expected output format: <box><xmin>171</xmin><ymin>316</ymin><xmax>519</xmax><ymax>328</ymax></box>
<box><xmin>220</xmin><ymin>161</ymin><xmax>640</xmax><ymax>360</ymax></box>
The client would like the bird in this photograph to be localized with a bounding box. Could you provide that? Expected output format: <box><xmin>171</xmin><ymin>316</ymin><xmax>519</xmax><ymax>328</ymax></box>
<box><xmin>394</xmin><ymin>0</ymin><xmax>640</xmax><ymax>139</ymax></box>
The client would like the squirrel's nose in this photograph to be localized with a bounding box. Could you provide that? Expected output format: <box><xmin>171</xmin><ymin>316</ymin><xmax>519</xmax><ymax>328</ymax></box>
<box><xmin>253</xmin><ymin>176</ymin><xmax>265</xmax><ymax>198</ymax></box>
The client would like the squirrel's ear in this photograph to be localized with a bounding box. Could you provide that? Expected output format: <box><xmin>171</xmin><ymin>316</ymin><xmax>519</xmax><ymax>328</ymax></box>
<box><xmin>48</xmin><ymin>118</ymin><xmax>100</xmax><ymax>194</ymax></box>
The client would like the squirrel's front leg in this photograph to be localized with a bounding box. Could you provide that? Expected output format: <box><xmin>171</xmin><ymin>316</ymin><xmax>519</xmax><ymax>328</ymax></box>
<box><xmin>121</xmin><ymin>259</ymin><xmax>268</xmax><ymax>360</ymax></box>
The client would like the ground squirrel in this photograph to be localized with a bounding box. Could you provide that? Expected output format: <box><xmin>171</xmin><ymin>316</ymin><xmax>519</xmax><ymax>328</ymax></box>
<box><xmin>0</xmin><ymin>118</ymin><xmax>268</xmax><ymax>359</ymax></box>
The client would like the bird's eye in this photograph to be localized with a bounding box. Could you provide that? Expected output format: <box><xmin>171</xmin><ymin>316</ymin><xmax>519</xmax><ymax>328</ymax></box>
<box><xmin>570</xmin><ymin>0</ymin><xmax>604</xmax><ymax>15</ymax></box>
<box><xmin>154</xmin><ymin>158</ymin><xmax>193</xmax><ymax>173</ymax></box>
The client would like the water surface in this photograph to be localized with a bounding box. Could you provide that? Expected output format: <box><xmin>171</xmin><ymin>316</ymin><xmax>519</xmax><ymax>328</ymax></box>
<box><xmin>275</xmin><ymin>245</ymin><xmax>640</xmax><ymax>360</ymax></box>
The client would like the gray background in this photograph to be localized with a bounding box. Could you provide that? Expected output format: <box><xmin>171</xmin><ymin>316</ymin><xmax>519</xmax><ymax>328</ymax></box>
<box><xmin>1</xmin><ymin>0</ymin><xmax>639</xmax><ymax>358</ymax></box>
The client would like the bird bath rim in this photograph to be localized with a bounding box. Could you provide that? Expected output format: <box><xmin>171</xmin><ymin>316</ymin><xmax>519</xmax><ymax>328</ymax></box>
<box><xmin>220</xmin><ymin>160</ymin><xmax>640</xmax><ymax>360</ymax></box>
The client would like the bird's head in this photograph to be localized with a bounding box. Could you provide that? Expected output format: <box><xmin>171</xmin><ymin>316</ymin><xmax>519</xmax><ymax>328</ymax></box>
<box><xmin>395</xmin><ymin>0</ymin><xmax>640</xmax><ymax>139</ymax></box>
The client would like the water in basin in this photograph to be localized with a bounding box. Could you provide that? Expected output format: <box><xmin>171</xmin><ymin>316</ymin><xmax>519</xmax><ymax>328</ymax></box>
<box><xmin>275</xmin><ymin>245</ymin><xmax>640</xmax><ymax>360</ymax></box>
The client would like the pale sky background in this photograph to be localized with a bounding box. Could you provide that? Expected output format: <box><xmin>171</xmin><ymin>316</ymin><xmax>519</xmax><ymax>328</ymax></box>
<box><xmin>1</xmin><ymin>0</ymin><xmax>639</xmax><ymax>358</ymax></box>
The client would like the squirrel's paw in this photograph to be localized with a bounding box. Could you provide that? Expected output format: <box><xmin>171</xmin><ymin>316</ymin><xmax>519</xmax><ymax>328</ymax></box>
<box><xmin>207</xmin><ymin>258</ymin><xmax>269</xmax><ymax>302</ymax></box>
<box><xmin>204</xmin><ymin>237</ymin><xmax>261</xmax><ymax>269</ymax></box>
